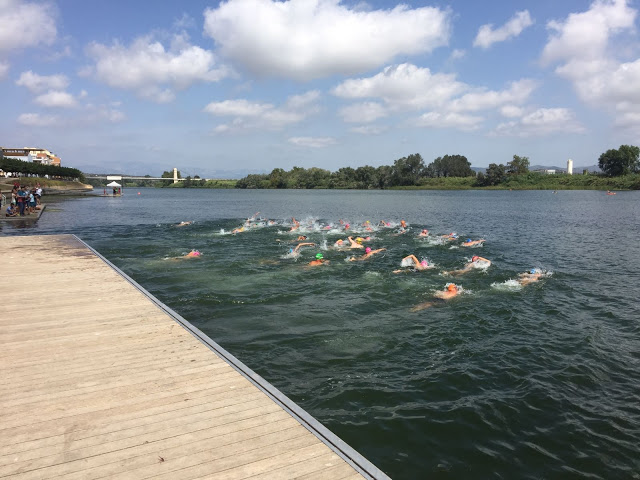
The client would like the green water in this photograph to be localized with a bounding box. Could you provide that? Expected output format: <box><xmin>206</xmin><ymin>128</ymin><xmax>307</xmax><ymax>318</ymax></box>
<box><xmin>3</xmin><ymin>188</ymin><xmax>640</xmax><ymax>479</ymax></box>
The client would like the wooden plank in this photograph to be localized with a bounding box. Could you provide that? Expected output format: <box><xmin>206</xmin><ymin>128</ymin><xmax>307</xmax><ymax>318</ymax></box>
<box><xmin>0</xmin><ymin>235</ymin><xmax>376</xmax><ymax>480</ymax></box>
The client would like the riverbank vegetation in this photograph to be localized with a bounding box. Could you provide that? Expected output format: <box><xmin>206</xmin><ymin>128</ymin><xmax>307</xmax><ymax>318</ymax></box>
<box><xmin>0</xmin><ymin>157</ymin><xmax>85</xmax><ymax>181</ymax></box>
<box><xmin>235</xmin><ymin>147</ymin><xmax>640</xmax><ymax>190</ymax></box>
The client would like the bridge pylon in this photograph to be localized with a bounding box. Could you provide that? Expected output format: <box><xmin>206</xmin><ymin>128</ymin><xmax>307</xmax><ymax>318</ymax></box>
<box><xmin>173</xmin><ymin>168</ymin><xmax>178</xmax><ymax>184</ymax></box>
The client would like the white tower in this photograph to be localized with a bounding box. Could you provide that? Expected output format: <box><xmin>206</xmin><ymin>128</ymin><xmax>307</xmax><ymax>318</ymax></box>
<box><xmin>567</xmin><ymin>158</ymin><xmax>573</xmax><ymax>175</ymax></box>
<box><xmin>173</xmin><ymin>167</ymin><xmax>178</xmax><ymax>184</ymax></box>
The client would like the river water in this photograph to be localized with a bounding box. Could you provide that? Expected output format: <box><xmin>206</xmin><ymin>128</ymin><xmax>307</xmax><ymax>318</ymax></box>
<box><xmin>2</xmin><ymin>188</ymin><xmax>640</xmax><ymax>479</ymax></box>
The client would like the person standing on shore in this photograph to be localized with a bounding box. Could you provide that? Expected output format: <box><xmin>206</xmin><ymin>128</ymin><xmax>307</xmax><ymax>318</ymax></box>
<box><xmin>16</xmin><ymin>186</ymin><xmax>27</xmax><ymax>216</ymax></box>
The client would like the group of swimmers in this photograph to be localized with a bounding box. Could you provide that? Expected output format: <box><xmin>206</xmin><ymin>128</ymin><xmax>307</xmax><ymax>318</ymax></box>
<box><xmin>175</xmin><ymin>214</ymin><xmax>546</xmax><ymax>309</ymax></box>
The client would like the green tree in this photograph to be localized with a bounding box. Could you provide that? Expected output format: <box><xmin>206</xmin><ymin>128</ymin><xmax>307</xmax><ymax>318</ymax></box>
<box><xmin>507</xmin><ymin>155</ymin><xmax>530</xmax><ymax>175</ymax></box>
<box><xmin>354</xmin><ymin>165</ymin><xmax>378</xmax><ymax>189</ymax></box>
<box><xmin>598</xmin><ymin>145</ymin><xmax>640</xmax><ymax>176</ymax></box>
<box><xmin>391</xmin><ymin>153</ymin><xmax>426</xmax><ymax>185</ymax></box>
<box><xmin>483</xmin><ymin>163</ymin><xmax>506</xmax><ymax>186</ymax></box>
<box><xmin>426</xmin><ymin>154</ymin><xmax>475</xmax><ymax>177</ymax></box>
<box><xmin>269</xmin><ymin>168</ymin><xmax>287</xmax><ymax>188</ymax></box>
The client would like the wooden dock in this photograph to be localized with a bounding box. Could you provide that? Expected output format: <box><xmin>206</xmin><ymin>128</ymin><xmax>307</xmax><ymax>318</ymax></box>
<box><xmin>0</xmin><ymin>234</ymin><xmax>389</xmax><ymax>480</ymax></box>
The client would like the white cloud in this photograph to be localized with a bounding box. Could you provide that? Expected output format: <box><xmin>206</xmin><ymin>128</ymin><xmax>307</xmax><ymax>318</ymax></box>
<box><xmin>333</xmin><ymin>64</ymin><xmax>536</xmax><ymax>131</ymax></box>
<box><xmin>0</xmin><ymin>61</ymin><xmax>8</xmax><ymax>79</ymax></box>
<box><xmin>350</xmin><ymin>125</ymin><xmax>388</xmax><ymax>135</ymax></box>
<box><xmin>16</xmin><ymin>71</ymin><xmax>69</xmax><ymax>93</ymax></box>
<box><xmin>339</xmin><ymin>102</ymin><xmax>387</xmax><ymax>123</ymax></box>
<box><xmin>474</xmin><ymin>10</ymin><xmax>533</xmax><ymax>49</ymax></box>
<box><xmin>204</xmin><ymin>91</ymin><xmax>320</xmax><ymax>131</ymax></box>
<box><xmin>204</xmin><ymin>0</ymin><xmax>451</xmax><ymax>80</ymax></box>
<box><xmin>288</xmin><ymin>136</ymin><xmax>337</xmax><ymax>147</ymax></box>
<box><xmin>449</xmin><ymin>79</ymin><xmax>536</xmax><ymax>112</ymax></box>
<box><xmin>84</xmin><ymin>104</ymin><xmax>125</xmax><ymax>123</ymax></box>
<box><xmin>415</xmin><ymin>111</ymin><xmax>483</xmax><ymax>131</ymax></box>
<box><xmin>333</xmin><ymin>63</ymin><xmax>466</xmax><ymax>111</ymax></box>
<box><xmin>492</xmin><ymin>108</ymin><xmax>585</xmax><ymax>136</ymax></box>
<box><xmin>541</xmin><ymin>0</ymin><xmax>634</xmax><ymax>66</ymax></box>
<box><xmin>17</xmin><ymin>113</ymin><xmax>59</xmax><ymax>127</ymax></box>
<box><xmin>0</xmin><ymin>0</ymin><xmax>56</xmax><ymax>53</ymax></box>
<box><xmin>82</xmin><ymin>35</ymin><xmax>230</xmax><ymax>102</ymax></box>
<box><xmin>450</xmin><ymin>49</ymin><xmax>466</xmax><ymax>60</ymax></box>
<box><xmin>34</xmin><ymin>90</ymin><xmax>77</xmax><ymax>108</ymax></box>
<box><xmin>500</xmin><ymin>105</ymin><xmax>524</xmax><ymax>118</ymax></box>
<box><xmin>540</xmin><ymin>0</ymin><xmax>640</xmax><ymax>130</ymax></box>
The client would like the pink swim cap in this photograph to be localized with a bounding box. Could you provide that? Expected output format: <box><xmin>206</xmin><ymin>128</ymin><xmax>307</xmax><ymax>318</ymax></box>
<box><xmin>420</xmin><ymin>260</ymin><xmax>428</xmax><ymax>267</ymax></box>
<box><xmin>365</xmin><ymin>247</ymin><xmax>372</xmax><ymax>253</ymax></box>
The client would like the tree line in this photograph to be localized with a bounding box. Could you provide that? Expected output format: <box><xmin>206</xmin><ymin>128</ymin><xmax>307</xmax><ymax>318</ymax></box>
<box><xmin>235</xmin><ymin>144</ymin><xmax>639</xmax><ymax>190</ymax></box>
<box><xmin>235</xmin><ymin>153</ymin><xmax>476</xmax><ymax>189</ymax></box>
<box><xmin>0</xmin><ymin>156</ymin><xmax>85</xmax><ymax>181</ymax></box>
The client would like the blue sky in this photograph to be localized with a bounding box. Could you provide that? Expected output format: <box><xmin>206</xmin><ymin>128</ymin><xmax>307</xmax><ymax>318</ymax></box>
<box><xmin>1</xmin><ymin>0</ymin><xmax>639</xmax><ymax>177</ymax></box>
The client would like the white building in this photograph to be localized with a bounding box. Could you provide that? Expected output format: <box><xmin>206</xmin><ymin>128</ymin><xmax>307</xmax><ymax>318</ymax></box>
<box><xmin>567</xmin><ymin>159</ymin><xmax>573</xmax><ymax>175</ymax></box>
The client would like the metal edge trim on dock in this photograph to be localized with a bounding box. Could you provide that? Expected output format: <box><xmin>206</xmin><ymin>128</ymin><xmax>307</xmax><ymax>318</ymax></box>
<box><xmin>75</xmin><ymin>234</ymin><xmax>391</xmax><ymax>480</ymax></box>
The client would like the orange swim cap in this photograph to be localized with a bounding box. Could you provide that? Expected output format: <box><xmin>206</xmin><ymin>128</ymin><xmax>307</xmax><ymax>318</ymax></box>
<box><xmin>447</xmin><ymin>284</ymin><xmax>457</xmax><ymax>292</ymax></box>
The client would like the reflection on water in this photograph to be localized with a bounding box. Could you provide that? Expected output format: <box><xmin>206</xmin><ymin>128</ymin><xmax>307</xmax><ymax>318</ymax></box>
<box><xmin>2</xmin><ymin>188</ymin><xmax>640</xmax><ymax>480</ymax></box>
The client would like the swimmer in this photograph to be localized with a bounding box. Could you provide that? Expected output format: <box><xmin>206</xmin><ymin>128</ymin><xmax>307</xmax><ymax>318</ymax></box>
<box><xmin>290</xmin><ymin>242</ymin><xmax>315</xmax><ymax>254</ymax></box>
<box><xmin>461</xmin><ymin>238</ymin><xmax>485</xmax><ymax>247</ymax></box>
<box><xmin>418</xmin><ymin>229</ymin><xmax>429</xmax><ymax>237</ymax></box>
<box><xmin>176</xmin><ymin>221</ymin><xmax>192</xmax><ymax>227</ymax></box>
<box><xmin>400</xmin><ymin>220</ymin><xmax>407</xmax><ymax>229</ymax></box>
<box><xmin>231</xmin><ymin>226</ymin><xmax>245</xmax><ymax>234</ymax></box>
<box><xmin>308</xmin><ymin>252</ymin><xmax>329</xmax><ymax>266</ymax></box>
<box><xmin>411</xmin><ymin>284</ymin><xmax>460</xmax><ymax>311</ymax></box>
<box><xmin>333</xmin><ymin>238</ymin><xmax>346</xmax><ymax>248</ymax></box>
<box><xmin>290</xmin><ymin>217</ymin><xmax>300</xmax><ymax>231</ymax></box>
<box><xmin>379</xmin><ymin>220</ymin><xmax>392</xmax><ymax>227</ymax></box>
<box><xmin>296</xmin><ymin>235</ymin><xmax>308</xmax><ymax>241</ymax></box>
<box><xmin>393</xmin><ymin>255</ymin><xmax>431</xmax><ymax>273</ymax></box>
<box><xmin>184</xmin><ymin>250</ymin><xmax>201</xmax><ymax>258</ymax></box>
<box><xmin>347</xmin><ymin>236</ymin><xmax>365</xmax><ymax>249</ymax></box>
<box><xmin>348</xmin><ymin>247</ymin><xmax>386</xmax><ymax>261</ymax></box>
<box><xmin>517</xmin><ymin>269</ymin><xmax>543</xmax><ymax>286</ymax></box>
<box><xmin>440</xmin><ymin>232</ymin><xmax>459</xmax><ymax>242</ymax></box>
<box><xmin>444</xmin><ymin>255</ymin><xmax>491</xmax><ymax>275</ymax></box>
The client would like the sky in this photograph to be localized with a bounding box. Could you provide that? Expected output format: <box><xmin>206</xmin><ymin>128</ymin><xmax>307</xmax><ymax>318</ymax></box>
<box><xmin>1</xmin><ymin>0</ymin><xmax>640</xmax><ymax>178</ymax></box>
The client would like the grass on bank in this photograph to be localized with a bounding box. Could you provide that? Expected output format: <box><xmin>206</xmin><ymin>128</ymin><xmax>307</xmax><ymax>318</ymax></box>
<box><xmin>0</xmin><ymin>177</ymin><xmax>91</xmax><ymax>190</ymax></box>
<box><xmin>400</xmin><ymin>172</ymin><xmax>640</xmax><ymax>190</ymax></box>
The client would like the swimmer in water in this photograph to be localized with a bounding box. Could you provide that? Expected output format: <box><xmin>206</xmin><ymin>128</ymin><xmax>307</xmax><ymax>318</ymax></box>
<box><xmin>308</xmin><ymin>252</ymin><xmax>329</xmax><ymax>266</ymax></box>
<box><xmin>411</xmin><ymin>284</ymin><xmax>460</xmax><ymax>311</ymax></box>
<box><xmin>184</xmin><ymin>250</ymin><xmax>201</xmax><ymax>258</ymax></box>
<box><xmin>461</xmin><ymin>238</ymin><xmax>485</xmax><ymax>247</ymax></box>
<box><xmin>290</xmin><ymin>217</ymin><xmax>300</xmax><ymax>231</ymax></box>
<box><xmin>176</xmin><ymin>221</ymin><xmax>192</xmax><ymax>227</ymax></box>
<box><xmin>440</xmin><ymin>232</ymin><xmax>459</xmax><ymax>241</ymax></box>
<box><xmin>231</xmin><ymin>226</ymin><xmax>245</xmax><ymax>234</ymax></box>
<box><xmin>348</xmin><ymin>246</ymin><xmax>386</xmax><ymax>261</ymax></box>
<box><xmin>517</xmin><ymin>269</ymin><xmax>543</xmax><ymax>285</ymax></box>
<box><xmin>418</xmin><ymin>229</ymin><xmax>429</xmax><ymax>237</ymax></box>
<box><xmin>289</xmin><ymin>242</ymin><xmax>315</xmax><ymax>255</ymax></box>
<box><xmin>333</xmin><ymin>238</ymin><xmax>346</xmax><ymax>248</ymax></box>
<box><xmin>400</xmin><ymin>220</ymin><xmax>407</xmax><ymax>229</ymax></box>
<box><xmin>393</xmin><ymin>255</ymin><xmax>431</xmax><ymax>273</ymax></box>
<box><xmin>444</xmin><ymin>255</ymin><xmax>491</xmax><ymax>275</ymax></box>
<box><xmin>347</xmin><ymin>236</ymin><xmax>365</xmax><ymax>249</ymax></box>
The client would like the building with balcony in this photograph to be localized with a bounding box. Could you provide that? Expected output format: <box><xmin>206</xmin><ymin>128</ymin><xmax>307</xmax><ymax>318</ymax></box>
<box><xmin>1</xmin><ymin>147</ymin><xmax>61</xmax><ymax>166</ymax></box>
